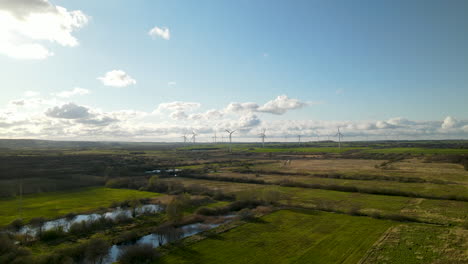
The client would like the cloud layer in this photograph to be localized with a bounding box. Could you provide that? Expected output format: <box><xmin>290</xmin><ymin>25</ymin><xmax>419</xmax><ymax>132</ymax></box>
<box><xmin>1</xmin><ymin>93</ymin><xmax>467</xmax><ymax>141</ymax></box>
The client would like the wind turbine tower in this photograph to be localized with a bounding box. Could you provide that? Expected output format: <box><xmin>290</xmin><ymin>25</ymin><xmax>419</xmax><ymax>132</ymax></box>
<box><xmin>298</xmin><ymin>135</ymin><xmax>302</xmax><ymax>145</ymax></box>
<box><xmin>212</xmin><ymin>132</ymin><xmax>217</xmax><ymax>143</ymax></box>
<box><xmin>259</xmin><ymin>128</ymin><xmax>267</xmax><ymax>148</ymax></box>
<box><xmin>335</xmin><ymin>128</ymin><xmax>344</xmax><ymax>149</ymax></box>
<box><xmin>191</xmin><ymin>131</ymin><xmax>197</xmax><ymax>144</ymax></box>
<box><xmin>225</xmin><ymin>129</ymin><xmax>236</xmax><ymax>152</ymax></box>
<box><xmin>181</xmin><ymin>133</ymin><xmax>188</xmax><ymax>147</ymax></box>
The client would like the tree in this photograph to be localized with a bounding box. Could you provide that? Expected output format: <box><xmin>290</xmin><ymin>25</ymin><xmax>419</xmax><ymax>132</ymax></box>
<box><xmin>29</xmin><ymin>217</ymin><xmax>46</xmax><ymax>237</ymax></box>
<box><xmin>118</xmin><ymin>244</ymin><xmax>159</xmax><ymax>264</ymax></box>
<box><xmin>85</xmin><ymin>238</ymin><xmax>109</xmax><ymax>264</ymax></box>
<box><xmin>166</xmin><ymin>199</ymin><xmax>183</xmax><ymax>223</ymax></box>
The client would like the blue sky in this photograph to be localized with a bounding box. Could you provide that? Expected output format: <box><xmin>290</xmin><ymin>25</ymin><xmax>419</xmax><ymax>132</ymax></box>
<box><xmin>0</xmin><ymin>0</ymin><xmax>467</xmax><ymax>141</ymax></box>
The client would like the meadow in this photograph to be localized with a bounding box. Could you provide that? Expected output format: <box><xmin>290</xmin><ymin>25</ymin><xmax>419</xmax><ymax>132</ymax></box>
<box><xmin>161</xmin><ymin>209</ymin><xmax>395</xmax><ymax>264</ymax></box>
<box><xmin>0</xmin><ymin>187</ymin><xmax>159</xmax><ymax>226</ymax></box>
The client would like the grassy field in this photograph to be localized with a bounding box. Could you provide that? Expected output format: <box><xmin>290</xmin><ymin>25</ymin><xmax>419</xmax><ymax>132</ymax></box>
<box><xmin>361</xmin><ymin>224</ymin><xmax>468</xmax><ymax>264</ymax></box>
<box><xmin>364</xmin><ymin>147</ymin><xmax>468</xmax><ymax>154</ymax></box>
<box><xmin>162</xmin><ymin>177</ymin><xmax>468</xmax><ymax>225</ymax></box>
<box><xmin>161</xmin><ymin>209</ymin><xmax>394</xmax><ymax>264</ymax></box>
<box><xmin>0</xmin><ymin>187</ymin><xmax>160</xmax><ymax>226</ymax></box>
<box><xmin>249</xmin><ymin>158</ymin><xmax>468</xmax><ymax>183</ymax></box>
<box><xmin>250</xmin><ymin>147</ymin><xmax>369</xmax><ymax>153</ymax></box>
<box><xmin>210</xmin><ymin>171</ymin><xmax>468</xmax><ymax>201</ymax></box>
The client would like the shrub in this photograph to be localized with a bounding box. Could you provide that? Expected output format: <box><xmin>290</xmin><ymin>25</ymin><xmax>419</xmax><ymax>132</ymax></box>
<box><xmin>118</xmin><ymin>244</ymin><xmax>159</xmax><ymax>264</ymax></box>
<box><xmin>40</xmin><ymin>227</ymin><xmax>66</xmax><ymax>242</ymax></box>
<box><xmin>117</xmin><ymin>231</ymin><xmax>140</xmax><ymax>243</ymax></box>
<box><xmin>0</xmin><ymin>234</ymin><xmax>33</xmax><ymax>264</ymax></box>
<box><xmin>238</xmin><ymin>208</ymin><xmax>255</xmax><ymax>221</ymax></box>
<box><xmin>9</xmin><ymin>219</ymin><xmax>24</xmax><ymax>232</ymax></box>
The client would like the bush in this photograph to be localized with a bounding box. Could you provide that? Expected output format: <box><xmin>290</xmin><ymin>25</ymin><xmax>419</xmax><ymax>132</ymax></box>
<box><xmin>0</xmin><ymin>234</ymin><xmax>33</xmax><ymax>264</ymax></box>
<box><xmin>40</xmin><ymin>227</ymin><xmax>66</xmax><ymax>242</ymax></box>
<box><xmin>9</xmin><ymin>219</ymin><xmax>24</xmax><ymax>232</ymax></box>
<box><xmin>238</xmin><ymin>208</ymin><xmax>255</xmax><ymax>221</ymax></box>
<box><xmin>117</xmin><ymin>231</ymin><xmax>140</xmax><ymax>243</ymax></box>
<box><xmin>118</xmin><ymin>244</ymin><xmax>159</xmax><ymax>264</ymax></box>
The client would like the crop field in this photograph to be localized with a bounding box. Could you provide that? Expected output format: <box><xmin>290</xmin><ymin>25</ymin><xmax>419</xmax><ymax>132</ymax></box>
<box><xmin>161</xmin><ymin>209</ymin><xmax>395</xmax><ymax>264</ymax></box>
<box><xmin>0</xmin><ymin>187</ymin><xmax>160</xmax><ymax>226</ymax></box>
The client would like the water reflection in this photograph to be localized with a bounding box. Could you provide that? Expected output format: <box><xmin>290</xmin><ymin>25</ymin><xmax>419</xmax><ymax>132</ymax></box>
<box><xmin>19</xmin><ymin>204</ymin><xmax>162</xmax><ymax>235</ymax></box>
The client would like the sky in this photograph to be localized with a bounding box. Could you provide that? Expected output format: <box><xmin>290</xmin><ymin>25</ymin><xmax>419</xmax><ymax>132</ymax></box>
<box><xmin>0</xmin><ymin>0</ymin><xmax>468</xmax><ymax>142</ymax></box>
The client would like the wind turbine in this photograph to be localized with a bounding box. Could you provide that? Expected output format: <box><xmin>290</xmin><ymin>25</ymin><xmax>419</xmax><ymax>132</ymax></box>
<box><xmin>298</xmin><ymin>134</ymin><xmax>302</xmax><ymax>145</ymax></box>
<box><xmin>335</xmin><ymin>127</ymin><xmax>344</xmax><ymax>149</ymax></box>
<box><xmin>225</xmin><ymin>129</ymin><xmax>236</xmax><ymax>152</ymax></box>
<box><xmin>259</xmin><ymin>128</ymin><xmax>267</xmax><ymax>148</ymax></box>
<box><xmin>191</xmin><ymin>130</ymin><xmax>197</xmax><ymax>144</ymax></box>
<box><xmin>181</xmin><ymin>133</ymin><xmax>188</xmax><ymax>147</ymax></box>
<box><xmin>212</xmin><ymin>132</ymin><xmax>217</xmax><ymax>143</ymax></box>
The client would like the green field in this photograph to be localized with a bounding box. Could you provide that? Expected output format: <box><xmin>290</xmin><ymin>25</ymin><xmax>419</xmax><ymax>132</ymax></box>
<box><xmin>0</xmin><ymin>187</ymin><xmax>160</xmax><ymax>226</ymax></box>
<box><xmin>361</xmin><ymin>224</ymin><xmax>468</xmax><ymax>264</ymax></box>
<box><xmin>161</xmin><ymin>209</ymin><xmax>394</xmax><ymax>264</ymax></box>
<box><xmin>365</xmin><ymin>147</ymin><xmax>468</xmax><ymax>154</ymax></box>
<box><xmin>251</xmin><ymin>147</ymin><xmax>368</xmax><ymax>153</ymax></box>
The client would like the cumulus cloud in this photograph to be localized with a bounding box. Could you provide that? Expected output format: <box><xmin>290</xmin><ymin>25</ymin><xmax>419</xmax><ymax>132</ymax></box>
<box><xmin>148</xmin><ymin>26</ymin><xmax>170</xmax><ymax>40</ymax></box>
<box><xmin>0</xmin><ymin>0</ymin><xmax>89</xmax><ymax>60</ymax></box>
<box><xmin>98</xmin><ymin>70</ymin><xmax>136</xmax><ymax>87</ymax></box>
<box><xmin>225</xmin><ymin>102</ymin><xmax>259</xmax><ymax>113</ymax></box>
<box><xmin>257</xmin><ymin>95</ymin><xmax>308</xmax><ymax>115</ymax></box>
<box><xmin>189</xmin><ymin>109</ymin><xmax>224</xmax><ymax>121</ymax></box>
<box><xmin>45</xmin><ymin>102</ymin><xmax>91</xmax><ymax>119</ymax></box>
<box><xmin>224</xmin><ymin>95</ymin><xmax>308</xmax><ymax>115</ymax></box>
<box><xmin>154</xmin><ymin>101</ymin><xmax>201</xmax><ymax>120</ymax></box>
<box><xmin>55</xmin><ymin>87</ymin><xmax>90</xmax><ymax>98</ymax></box>
<box><xmin>442</xmin><ymin>116</ymin><xmax>458</xmax><ymax>129</ymax></box>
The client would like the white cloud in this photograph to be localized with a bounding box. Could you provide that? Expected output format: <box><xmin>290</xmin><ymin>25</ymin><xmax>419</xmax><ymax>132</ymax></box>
<box><xmin>1</xmin><ymin>93</ymin><xmax>468</xmax><ymax>141</ymax></box>
<box><xmin>98</xmin><ymin>70</ymin><xmax>136</xmax><ymax>87</ymax></box>
<box><xmin>257</xmin><ymin>95</ymin><xmax>307</xmax><ymax>115</ymax></box>
<box><xmin>148</xmin><ymin>26</ymin><xmax>170</xmax><ymax>40</ymax></box>
<box><xmin>45</xmin><ymin>102</ymin><xmax>91</xmax><ymax>119</ymax></box>
<box><xmin>55</xmin><ymin>87</ymin><xmax>90</xmax><ymax>98</ymax></box>
<box><xmin>225</xmin><ymin>102</ymin><xmax>259</xmax><ymax>113</ymax></box>
<box><xmin>442</xmin><ymin>116</ymin><xmax>458</xmax><ymax>129</ymax></box>
<box><xmin>224</xmin><ymin>96</ymin><xmax>308</xmax><ymax>115</ymax></box>
<box><xmin>155</xmin><ymin>101</ymin><xmax>201</xmax><ymax>113</ymax></box>
<box><xmin>189</xmin><ymin>109</ymin><xmax>224</xmax><ymax>121</ymax></box>
<box><xmin>0</xmin><ymin>0</ymin><xmax>88</xmax><ymax>60</ymax></box>
<box><xmin>168</xmin><ymin>81</ymin><xmax>176</xmax><ymax>86</ymax></box>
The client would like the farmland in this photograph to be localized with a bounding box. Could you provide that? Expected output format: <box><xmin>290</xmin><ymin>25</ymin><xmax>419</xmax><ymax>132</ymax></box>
<box><xmin>0</xmin><ymin>139</ymin><xmax>467</xmax><ymax>263</ymax></box>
